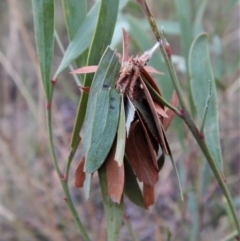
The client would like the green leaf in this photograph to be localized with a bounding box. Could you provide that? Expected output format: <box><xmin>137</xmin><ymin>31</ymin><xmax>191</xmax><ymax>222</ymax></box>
<box><xmin>61</xmin><ymin>0</ymin><xmax>86</xmax><ymax>40</ymax></box>
<box><xmin>124</xmin><ymin>158</ymin><xmax>144</xmax><ymax>208</ymax></box>
<box><xmin>83</xmin><ymin>173</ymin><xmax>91</xmax><ymax>200</ymax></box>
<box><xmin>86</xmin><ymin>48</ymin><xmax>121</xmax><ymax>96</ymax></box>
<box><xmin>156</xmin><ymin>20</ymin><xmax>180</xmax><ymax>35</ymax></box>
<box><xmin>55</xmin><ymin>2</ymin><xmax>100</xmax><ymax>77</ymax></box>
<box><xmin>84</xmin><ymin>0</ymin><xmax>120</xmax><ymax>69</ymax></box>
<box><xmin>174</xmin><ymin>0</ymin><xmax>194</xmax><ymax>115</ymax></box>
<box><xmin>61</xmin><ymin>0</ymin><xmax>88</xmax><ymax>68</ymax></box>
<box><xmin>193</xmin><ymin>0</ymin><xmax>208</xmax><ymax>36</ymax></box>
<box><xmin>211</xmin><ymin>35</ymin><xmax>224</xmax><ymax>83</ymax></box>
<box><xmin>70</xmin><ymin>0</ymin><xmax>120</xmax><ymax>149</ymax></box>
<box><xmin>32</xmin><ymin>0</ymin><xmax>54</xmax><ymax>101</ymax></box>
<box><xmin>82</xmin><ymin>48</ymin><xmax>120</xmax><ymax>196</ymax></box>
<box><xmin>174</xmin><ymin>0</ymin><xmax>193</xmax><ymax>65</ymax></box>
<box><xmin>114</xmin><ymin>95</ymin><xmax>126</xmax><ymax>166</ymax></box>
<box><xmin>99</xmin><ymin>165</ymin><xmax>124</xmax><ymax>241</ymax></box>
<box><xmin>187</xmin><ymin>191</ymin><xmax>199</xmax><ymax>240</ymax></box>
<box><xmin>136</xmin><ymin>19</ymin><xmax>180</xmax><ymax>35</ymax></box>
<box><xmin>161</xmin><ymin>128</ymin><xmax>184</xmax><ymax>201</ymax></box>
<box><xmin>83</xmin><ymin>48</ymin><xmax>121</xmax><ymax>174</ymax></box>
<box><xmin>84</xmin><ymin>89</ymin><xmax>121</xmax><ymax>173</ymax></box>
<box><xmin>189</xmin><ymin>33</ymin><xmax>223</xmax><ymax>170</ymax></box>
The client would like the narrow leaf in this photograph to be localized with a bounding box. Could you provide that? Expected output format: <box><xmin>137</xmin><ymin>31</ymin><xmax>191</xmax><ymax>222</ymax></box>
<box><xmin>137</xmin><ymin>111</ymin><xmax>158</xmax><ymax>169</ymax></box>
<box><xmin>84</xmin><ymin>89</ymin><xmax>121</xmax><ymax>173</ymax></box>
<box><xmin>140</xmin><ymin>67</ymin><xmax>162</xmax><ymax>95</ymax></box>
<box><xmin>71</xmin><ymin>66</ymin><xmax>98</xmax><ymax>74</ymax></box>
<box><xmin>144</xmin><ymin>66</ymin><xmax>164</xmax><ymax>75</ymax></box>
<box><xmin>82</xmin><ymin>48</ymin><xmax>121</xmax><ymax>182</ymax></box>
<box><xmin>154</xmin><ymin>101</ymin><xmax>168</xmax><ymax>118</ymax></box>
<box><xmin>133</xmin><ymin>100</ymin><xmax>158</xmax><ymax>140</ymax></box>
<box><xmin>173</xmin><ymin>0</ymin><xmax>195</xmax><ymax>113</ymax></box>
<box><xmin>125</xmin><ymin>121</ymin><xmax>159</xmax><ymax>186</ymax></box>
<box><xmin>193</xmin><ymin>0</ymin><xmax>207</xmax><ymax>36</ymax></box>
<box><xmin>140</xmin><ymin>78</ymin><xmax>168</xmax><ymax>154</ymax></box>
<box><xmin>82</xmin><ymin>48</ymin><xmax>121</xmax><ymax>175</ymax></box>
<box><xmin>61</xmin><ymin>0</ymin><xmax>87</xmax><ymax>68</ymax></box>
<box><xmin>115</xmin><ymin>95</ymin><xmax>126</xmax><ymax>166</ymax></box>
<box><xmin>163</xmin><ymin>91</ymin><xmax>179</xmax><ymax>130</ymax></box>
<box><xmin>32</xmin><ymin>0</ymin><xmax>54</xmax><ymax>101</ymax></box>
<box><xmin>174</xmin><ymin>0</ymin><xmax>193</xmax><ymax>65</ymax></box>
<box><xmin>61</xmin><ymin>0</ymin><xmax>86</xmax><ymax>40</ymax></box>
<box><xmin>106</xmin><ymin>143</ymin><xmax>125</xmax><ymax>203</ymax></box>
<box><xmin>189</xmin><ymin>33</ymin><xmax>223</xmax><ymax>170</ymax></box>
<box><xmin>122</xmin><ymin>28</ymin><xmax>129</xmax><ymax>62</ymax></box>
<box><xmin>83</xmin><ymin>173</ymin><xmax>91</xmax><ymax>200</ymax></box>
<box><xmin>55</xmin><ymin>2</ymin><xmax>100</xmax><ymax>77</ymax></box>
<box><xmin>70</xmin><ymin>47</ymin><xmax>120</xmax><ymax>150</ymax></box>
<box><xmin>162</xmin><ymin>128</ymin><xmax>184</xmax><ymax>201</ymax></box>
<box><xmin>75</xmin><ymin>157</ymin><xmax>85</xmax><ymax>188</ymax></box>
<box><xmin>124</xmin><ymin>158</ymin><xmax>144</xmax><ymax>208</ymax></box>
<box><xmin>99</xmin><ymin>165</ymin><xmax>124</xmax><ymax>241</ymax></box>
<box><xmin>70</xmin><ymin>0</ymin><xmax>120</xmax><ymax>156</ymax></box>
<box><xmin>157</xmin><ymin>153</ymin><xmax>165</xmax><ymax>171</ymax></box>
<box><xmin>187</xmin><ymin>192</ymin><xmax>199</xmax><ymax>240</ymax></box>
<box><xmin>168</xmin><ymin>150</ymin><xmax>184</xmax><ymax>201</ymax></box>
<box><xmin>143</xmin><ymin>183</ymin><xmax>154</xmax><ymax>208</ymax></box>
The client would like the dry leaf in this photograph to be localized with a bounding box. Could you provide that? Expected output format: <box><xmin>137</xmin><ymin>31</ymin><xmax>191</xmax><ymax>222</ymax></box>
<box><xmin>137</xmin><ymin>111</ymin><xmax>158</xmax><ymax>169</ymax></box>
<box><xmin>79</xmin><ymin>86</ymin><xmax>90</xmax><ymax>94</ymax></box>
<box><xmin>122</xmin><ymin>29</ymin><xmax>129</xmax><ymax>62</ymax></box>
<box><xmin>71</xmin><ymin>66</ymin><xmax>98</xmax><ymax>74</ymax></box>
<box><xmin>143</xmin><ymin>183</ymin><xmax>154</xmax><ymax>208</ymax></box>
<box><xmin>75</xmin><ymin>157</ymin><xmax>86</xmax><ymax>188</ymax></box>
<box><xmin>140</xmin><ymin>78</ymin><xmax>168</xmax><ymax>154</ymax></box>
<box><xmin>144</xmin><ymin>66</ymin><xmax>164</xmax><ymax>75</ymax></box>
<box><xmin>140</xmin><ymin>67</ymin><xmax>162</xmax><ymax>95</ymax></box>
<box><xmin>154</xmin><ymin>101</ymin><xmax>169</xmax><ymax>118</ymax></box>
<box><xmin>125</xmin><ymin>121</ymin><xmax>159</xmax><ymax>186</ymax></box>
<box><xmin>163</xmin><ymin>91</ymin><xmax>179</xmax><ymax>130</ymax></box>
<box><xmin>106</xmin><ymin>142</ymin><xmax>125</xmax><ymax>203</ymax></box>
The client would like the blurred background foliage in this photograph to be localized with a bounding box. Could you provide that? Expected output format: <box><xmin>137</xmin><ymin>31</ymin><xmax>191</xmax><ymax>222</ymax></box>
<box><xmin>0</xmin><ymin>0</ymin><xmax>239</xmax><ymax>240</ymax></box>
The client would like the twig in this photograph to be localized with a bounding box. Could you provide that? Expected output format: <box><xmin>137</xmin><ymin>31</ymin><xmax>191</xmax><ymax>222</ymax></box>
<box><xmin>46</xmin><ymin>108</ymin><xmax>91</xmax><ymax>241</ymax></box>
<box><xmin>137</xmin><ymin>0</ymin><xmax>240</xmax><ymax>235</ymax></box>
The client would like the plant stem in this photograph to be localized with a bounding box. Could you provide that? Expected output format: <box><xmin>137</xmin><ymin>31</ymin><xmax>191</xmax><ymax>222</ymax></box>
<box><xmin>144</xmin><ymin>80</ymin><xmax>182</xmax><ymax>116</ymax></box>
<box><xmin>138</xmin><ymin>0</ymin><xmax>240</xmax><ymax>236</ymax></box>
<box><xmin>138</xmin><ymin>0</ymin><xmax>189</xmax><ymax>113</ymax></box>
<box><xmin>220</xmin><ymin>230</ymin><xmax>238</xmax><ymax>241</ymax></box>
<box><xmin>47</xmin><ymin>107</ymin><xmax>91</xmax><ymax>241</ymax></box>
<box><xmin>124</xmin><ymin>216</ymin><xmax>139</xmax><ymax>241</ymax></box>
<box><xmin>65</xmin><ymin>137</ymin><xmax>80</xmax><ymax>177</ymax></box>
<box><xmin>54</xmin><ymin>30</ymin><xmax>82</xmax><ymax>86</ymax></box>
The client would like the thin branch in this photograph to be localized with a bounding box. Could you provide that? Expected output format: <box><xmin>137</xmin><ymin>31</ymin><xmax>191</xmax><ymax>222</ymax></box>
<box><xmin>144</xmin><ymin>80</ymin><xmax>182</xmax><ymax>116</ymax></box>
<box><xmin>46</xmin><ymin>108</ymin><xmax>91</xmax><ymax>241</ymax></box>
<box><xmin>138</xmin><ymin>0</ymin><xmax>240</xmax><ymax>235</ymax></box>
